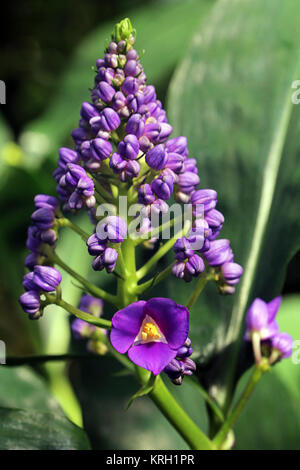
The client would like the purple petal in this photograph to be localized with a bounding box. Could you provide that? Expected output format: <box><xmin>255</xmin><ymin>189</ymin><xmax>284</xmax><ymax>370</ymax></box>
<box><xmin>128</xmin><ymin>342</ymin><xmax>177</xmax><ymax>375</ymax></box>
<box><xmin>267</xmin><ymin>296</ymin><xmax>282</xmax><ymax>323</ymax></box>
<box><xmin>144</xmin><ymin>298</ymin><xmax>189</xmax><ymax>350</ymax></box>
<box><xmin>110</xmin><ymin>301</ymin><xmax>146</xmax><ymax>353</ymax></box>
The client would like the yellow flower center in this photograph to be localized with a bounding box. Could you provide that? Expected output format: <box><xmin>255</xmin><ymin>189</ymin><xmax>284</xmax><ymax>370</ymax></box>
<box><xmin>141</xmin><ymin>322</ymin><xmax>161</xmax><ymax>341</ymax></box>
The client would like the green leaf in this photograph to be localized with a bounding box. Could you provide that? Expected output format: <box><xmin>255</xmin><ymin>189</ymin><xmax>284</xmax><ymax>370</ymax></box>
<box><xmin>126</xmin><ymin>372</ymin><xmax>158</xmax><ymax>409</ymax></box>
<box><xmin>234</xmin><ymin>295</ymin><xmax>300</xmax><ymax>449</ymax></box>
<box><xmin>0</xmin><ymin>366</ymin><xmax>90</xmax><ymax>450</ymax></box>
<box><xmin>167</xmin><ymin>0</ymin><xmax>300</xmax><ymax>408</ymax></box>
<box><xmin>20</xmin><ymin>0</ymin><xmax>214</xmax><ymax>162</ymax></box>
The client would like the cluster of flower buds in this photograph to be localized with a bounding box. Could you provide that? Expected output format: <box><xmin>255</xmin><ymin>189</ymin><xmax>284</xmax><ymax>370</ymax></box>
<box><xmin>19</xmin><ymin>265</ymin><xmax>62</xmax><ymax>319</ymax></box>
<box><xmin>163</xmin><ymin>338</ymin><xmax>196</xmax><ymax>385</ymax></box>
<box><xmin>172</xmin><ymin>187</ymin><xmax>243</xmax><ymax>292</ymax></box>
<box><xmin>86</xmin><ymin>215</ymin><xmax>127</xmax><ymax>273</ymax></box>
<box><xmin>72</xmin><ymin>294</ymin><xmax>108</xmax><ymax>354</ymax></box>
<box><xmin>53</xmin><ymin>151</ymin><xmax>96</xmax><ymax>212</ymax></box>
<box><xmin>244</xmin><ymin>297</ymin><xmax>293</xmax><ymax>363</ymax></box>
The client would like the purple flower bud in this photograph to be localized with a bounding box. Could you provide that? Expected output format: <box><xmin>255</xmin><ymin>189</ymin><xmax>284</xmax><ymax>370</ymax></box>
<box><xmin>23</xmin><ymin>272</ymin><xmax>37</xmax><ymax>291</ymax></box>
<box><xmin>31</xmin><ymin>208</ymin><xmax>55</xmax><ymax>230</ymax></box>
<box><xmin>92</xmin><ymin>247</ymin><xmax>118</xmax><ymax>273</ymax></box>
<box><xmin>174</xmin><ymin>237</ymin><xmax>194</xmax><ymax>261</ymax></box>
<box><xmin>165</xmin><ymin>153</ymin><xmax>185</xmax><ymax>173</ymax></box>
<box><xmin>191</xmin><ymin>189</ymin><xmax>217</xmax><ymax>213</ymax></box>
<box><xmin>71</xmin><ymin>127</ymin><xmax>90</xmax><ymax>146</ymax></box>
<box><xmin>164</xmin><ymin>359</ymin><xmax>184</xmax><ymax>380</ymax></box>
<box><xmin>40</xmin><ymin>229</ymin><xmax>57</xmax><ymax>245</ymax></box>
<box><xmin>205</xmin><ymin>209</ymin><xmax>224</xmax><ymax>240</ymax></box>
<box><xmin>109</xmin><ymin>153</ymin><xmax>127</xmax><ymax>173</ymax></box>
<box><xmin>155</xmin><ymin>123</ymin><xmax>173</xmax><ymax>143</ymax></box>
<box><xmin>165</xmin><ymin>136</ymin><xmax>188</xmax><ymax>157</ymax></box>
<box><xmin>176</xmin><ymin>338</ymin><xmax>193</xmax><ymax>359</ymax></box>
<box><xmin>90</xmin><ymin>138</ymin><xmax>112</xmax><ymax>161</ymax></box>
<box><xmin>182</xmin><ymin>357</ymin><xmax>197</xmax><ymax>376</ymax></box>
<box><xmin>184</xmin><ymin>158</ymin><xmax>198</xmax><ymax>174</ymax></box>
<box><xmin>172</xmin><ymin>261</ymin><xmax>186</xmax><ymax>280</ymax></box>
<box><xmin>126</xmin><ymin>92</ymin><xmax>144</xmax><ymax>113</ymax></box>
<box><xmin>144</xmin><ymin>121</ymin><xmax>160</xmax><ymax>142</ymax></box>
<box><xmin>112</xmin><ymin>91</ymin><xmax>126</xmax><ymax>110</ymax></box>
<box><xmin>178</xmin><ymin>172</ymin><xmax>200</xmax><ymax>193</ymax></box>
<box><xmin>138</xmin><ymin>184</ymin><xmax>155</xmax><ymax>205</ymax></box>
<box><xmin>19</xmin><ymin>290</ymin><xmax>40</xmax><ymax>316</ymax></box>
<box><xmin>97</xmin><ymin>216</ymin><xmax>127</xmax><ymax>243</ymax></box>
<box><xmin>126</xmin><ymin>113</ymin><xmax>145</xmax><ymax>138</ymax></box>
<box><xmin>221</xmin><ymin>262</ymin><xmax>243</xmax><ymax>286</ymax></box>
<box><xmin>120</xmin><ymin>160</ymin><xmax>140</xmax><ymax>181</ymax></box>
<box><xmin>32</xmin><ymin>266</ymin><xmax>62</xmax><ymax>292</ymax></box>
<box><xmin>80</xmin><ymin>102</ymin><xmax>99</xmax><ymax>122</ymax></box>
<box><xmin>104</xmin><ymin>53</ymin><xmax>118</xmax><ymax>68</ymax></box>
<box><xmin>58</xmin><ymin>147</ymin><xmax>80</xmax><ymax>171</ymax></box>
<box><xmin>271</xmin><ymin>333</ymin><xmax>293</xmax><ymax>359</ymax></box>
<box><xmin>151</xmin><ymin>174</ymin><xmax>174</xmax><ymax>200</ymax></box>
<box><xmin>145</xmin><ymin>144</ymin><xmax>168</xmax><ymax>170</ymax></box>
<box><xmin>121</xmin><ymin>76</ymin><xmax>139</xmax><ymax>95</ymax></box>
<box><xmin>118</xmin><ymin>134</ymin><xmax>139</xmax><ymax>160</ymax></box>
<box><xmin>72</xmin><ymin>318</ymin><xmax>95</xmax><ymax>340</ymax></box>
<box><xmin>34</xmin><ymin>194</ymin><xmax>59</xmax><ymax>211</ymax></box>
<box><xmin>96</xmin><ymin>81</ymin><xmax>115</xmax><ymax>102</ymax></box>
<box><xmin>204</xmin><ymin>239</ymin><xmax>232</xmax><ymax>266</ymax></box>
<box><xmin>185</xmin><ymin>254</ymin><xmax>205</xmax><ymax>277</ymax></box>
<box><xmin>143</xmin><ymin>85</ymin><xmax>156</xmax><ymax>104</ymax></box>
<box><xmin>86</xmin><ymin>233</ymin><xmax>107</xmax><ymax>256</ymax></box>
<box><xmin>79</xmin><ymin>294</ymin><xmax>104</xmax><ymax>317</ymax></box>
<box><xmin>25</xmin><ymin>253</ymin><xmax>44</xmax><ymax>270</ymax></box>
<box><xmin>245</xmin><ymin>298</ymin><xmax>280</xmax><ymax>340</ymax></box>
<box><xmin>126</xmin><ymin>49</ymin><xmax>138</xmax><ymax>60</ymax></box>
<box><xmin>97</xmin><ymin>108</ymin><xmax>121</xmax><ymax>132</ymax></box>
<box><xmin>124</xmin><ymin>59</ymin><xmax>139</xmax><ymax>76</ymax></box>
<box><xmin>95</xmin><ymin>66</ymin><xmax>115</xmax><ymax>85</ymax></box>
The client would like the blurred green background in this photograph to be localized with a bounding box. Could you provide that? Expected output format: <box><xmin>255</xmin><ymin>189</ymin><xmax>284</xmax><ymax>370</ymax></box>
<box><xmin>0</xmin><ymin>0</ymin><xmax>299</xmax><ymax>450</ymax></box>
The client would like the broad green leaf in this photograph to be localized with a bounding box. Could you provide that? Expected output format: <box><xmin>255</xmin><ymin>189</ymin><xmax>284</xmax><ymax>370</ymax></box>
<box><xmin>0</xmin><ymin>366</ymin><xmax>90</xmax><ymax>450</ymax></box>
<box><xmin>20</xmin><ymin>0</ymin><xmax>214</xmax><ymax>163</ymax></box>
<box><xmin>167</xmin><ymin>0</ymin><xmax>300</xmax><ymax>408</ymax></box>
<box><xmin>235</xmin><ymin>295</ymin><xmax>300</xmax><ymax>449</ymax></box>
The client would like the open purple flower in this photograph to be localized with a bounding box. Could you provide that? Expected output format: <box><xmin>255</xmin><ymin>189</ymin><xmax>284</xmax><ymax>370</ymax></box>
<box><xmin>110</xmin><ymin>298</ymin><xmax>189</xmax><ymax>375</ymax></box>
<box><xmin>244</xmin><ymin>297</ymin><xmax>280</xmax><ymax>341</ymax></box>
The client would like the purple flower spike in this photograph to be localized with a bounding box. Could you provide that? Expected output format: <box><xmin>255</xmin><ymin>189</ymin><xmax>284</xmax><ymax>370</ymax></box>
<box><xmin>110</xmin><ymin>298</ymin><xmax>189</xmax><ymax>375</ymax></box>
<box><xmin>145</xmin><ymin>144</ymin><xmax>168</xmax><ymax>170</ymax></box>
<box><xmin>244</xmin><ymin>297</ymin><xmax>280</xmax><ymax>341</ymax></box>
<box><xmin>19</xmin><ymin>290</ymin><xmax>40</xmax><ymax>316</ymax></box>
<box><xmin>32</xmin><ymin>266</ymin><xmax>62</xmax><ymax>292</ymax></box>
<box><xmin>118</xmin><ymin>134</ymin><xmax>140</xmax><ymax>160</ymax></box>
<box><xmin>271</xmin><ymin>332</ymin><xmax>293</xmax><ymax>359</ymax></box>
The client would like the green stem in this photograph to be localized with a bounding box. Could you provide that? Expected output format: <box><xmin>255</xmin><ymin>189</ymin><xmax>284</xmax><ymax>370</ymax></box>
<box><xmin>136</xmin><ymin>220</ymin><xmax>191</xmax><ymax>281</ymax></box>
<box><xmin>136</xmin><ymin>263</ymin><xmax>174</xmax><ymax>295</ymax></box>
<box><xmin>213</xmin><ymin>360</ymin><xmax>269</xmax><ymax>448</ymax></box>
<box><xmin>46</xmin><ymin>295</ymin><xmax>112</xmax><ymax>330</ymax></box>
<box><xmin>186</xmin><ymin>274</ymin><xmax>211</xmax><ymax>311</ymax></box>
<box><xmin>51</xmin><ymin>253</ymin><xmax>119</xmax><ymax>308</ymax></box>
<box><xmin>135</xmin><ymin>367</ymin><xmax>216</xmax><ymax>450</ymax></box>
<box><xmin>57</xmin><ymin>218</ymin><xmax>90</xmax><ymax>241</ymax></box>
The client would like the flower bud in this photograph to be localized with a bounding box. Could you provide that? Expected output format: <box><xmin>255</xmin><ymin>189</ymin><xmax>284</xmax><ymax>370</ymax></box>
<box><xmin>19</xmin><ymin>290</ymin><xmax>40</xmax><ymax>315</ymax></box>
<box><xmin>118</xmin><ymin>134</ymin><xmax>139</xmax><ymax>160</ymax></box>
<box><xmin>145</xmin><ymin>144</ymin><xmax>168</xmax><ymax>170</ymax></box>
<box><xmin>32</xmin><ymin>266</ymin><xmax>62</xmax><ymax>292</ymax></box>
